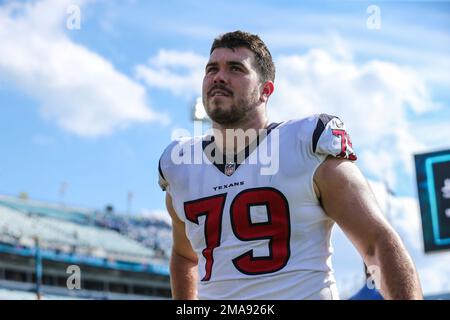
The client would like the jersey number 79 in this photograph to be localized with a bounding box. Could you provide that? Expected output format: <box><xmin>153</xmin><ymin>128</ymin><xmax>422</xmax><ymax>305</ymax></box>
<box><xmin>184</xmin><ymin>187</ymin><xmax>291</xmax><ymax>281</ymax></box>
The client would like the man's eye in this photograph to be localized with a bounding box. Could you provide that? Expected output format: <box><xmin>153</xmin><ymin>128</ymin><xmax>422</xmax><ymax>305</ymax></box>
<box><xmin>206</xmin><ymin>67</ymin><xmax>217</xmax><ymax>74</ymax></box>
<box><xmin>230</xmin><ymin>66</ymin><xmax>242</xmax><ymax>72</ymax></box>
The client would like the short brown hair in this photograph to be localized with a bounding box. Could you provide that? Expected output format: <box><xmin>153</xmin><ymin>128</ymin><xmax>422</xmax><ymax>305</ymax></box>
<box><xmin>210</xmin><ymin>30</ymin><xmax>275</xmax><ymax>83</ymax></box>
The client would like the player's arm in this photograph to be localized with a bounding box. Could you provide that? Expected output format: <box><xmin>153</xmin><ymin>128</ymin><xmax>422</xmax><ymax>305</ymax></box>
<box><xmin>313</xmin><ymin>157</ymin><xmax>423</xmax><ymax>299</ymax></box>
<box><xmin>166</xmin><ymin>193</ymin><xmax>199</xmax><ymax>299</ymax></box>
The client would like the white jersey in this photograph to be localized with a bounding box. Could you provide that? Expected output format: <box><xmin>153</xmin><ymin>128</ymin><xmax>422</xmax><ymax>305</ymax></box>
<box><xmin>158</xmin><ymin>114</ymin><xmax>357</xmax><ymax>300</ymax></box>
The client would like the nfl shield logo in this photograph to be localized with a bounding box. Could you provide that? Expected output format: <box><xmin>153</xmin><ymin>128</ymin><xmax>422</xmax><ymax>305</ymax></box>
<box><xmin>224</xmin><ymin>163</ymin><xmax>236</xmax><ymax>176</ymax></box>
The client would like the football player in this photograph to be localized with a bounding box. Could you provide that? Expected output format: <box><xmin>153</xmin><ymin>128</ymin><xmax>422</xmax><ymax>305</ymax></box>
<box><xmin>158</xmin><ymin>31</ymin><xmax>423</xmax><ymax>300</ymax></box>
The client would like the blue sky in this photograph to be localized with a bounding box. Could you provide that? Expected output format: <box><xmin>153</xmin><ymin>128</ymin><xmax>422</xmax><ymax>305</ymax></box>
<box><xmin>0</xmin><ymin>0</ymin><xmax>449</xmax><ymax>296</ymax></box>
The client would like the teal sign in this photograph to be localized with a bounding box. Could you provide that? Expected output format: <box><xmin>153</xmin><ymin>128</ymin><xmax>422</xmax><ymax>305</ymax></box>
<box><xmin>415</xmin><ymin>149</ymin><xmax>450</xmax><ymax>253</ymax></box>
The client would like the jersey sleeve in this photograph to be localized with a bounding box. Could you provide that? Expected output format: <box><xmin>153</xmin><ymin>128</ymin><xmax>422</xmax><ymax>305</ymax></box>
<box><xmin>158</xmin><ymin>158</ymin><xmax>169</xmax><ymax>191</ymax></box>
<box><xmin>157</xmin><ymin>137</ymin><xmax>193</xmax><ymax>194</ymax></box>
<box><xmin>157</xmin><ymin>139</ymin><xmax>179</xmax><ymax>193</ymax></box>
<box><xmin>312</xmin><ymin>114</ymin><xmax>357</xmax><ymax>161</ymax></box>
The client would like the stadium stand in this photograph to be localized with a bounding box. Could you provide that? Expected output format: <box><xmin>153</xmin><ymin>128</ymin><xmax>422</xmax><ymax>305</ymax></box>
<box><xmin>0</xmin><ymin>194</ymin><xmax>172</xmax><ymax>299</ymax></box>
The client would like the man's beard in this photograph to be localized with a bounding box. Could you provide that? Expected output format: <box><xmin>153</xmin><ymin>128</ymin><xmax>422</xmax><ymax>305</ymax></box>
<box><xmin>204</xmin><ymin>90</ymin><xmax>259</xmax><ymax>125</ymax></box>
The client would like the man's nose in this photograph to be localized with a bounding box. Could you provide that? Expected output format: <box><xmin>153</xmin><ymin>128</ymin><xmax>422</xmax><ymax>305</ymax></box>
<box><xmin>212</xmin><ymin>69</ymin><xmax>227</xmax><ymax>83</ymax></box>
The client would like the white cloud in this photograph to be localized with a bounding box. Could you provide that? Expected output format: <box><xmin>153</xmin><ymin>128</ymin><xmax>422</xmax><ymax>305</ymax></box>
<box><xmin>0</xmin><ymin>0</ymin><xmax>167</xmax><ymax>137</ymax></box>
<box><xmin>135</xmin><ymin>50</ymin><xmax>207</xmax><ymax>99</ymax></box>
<box><xmin>410</xmin><ymin>120</ymin><xmax>450</xmax><ymax>154</ymax></box>
<box><xmin>389</xmin><ymin>197</ymin><xmax>423</xmax><ymax>251</ymax></box>
<box><xmin>418</xmin><ymin>256</ymin><xmax>450</xmax><ymax>295</ymax></box>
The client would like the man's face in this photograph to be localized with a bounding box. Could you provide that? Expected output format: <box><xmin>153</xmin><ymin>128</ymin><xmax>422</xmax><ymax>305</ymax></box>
<box><xmin>202</xmin><ymin>47</ymin><xmax>262</xmax><ymax>125</ymax></box>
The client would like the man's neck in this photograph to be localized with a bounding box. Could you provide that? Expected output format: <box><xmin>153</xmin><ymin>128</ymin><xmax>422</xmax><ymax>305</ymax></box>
<box><xmin>212</xmin><ymin>114</ymin><xmax>269</xmax><ymax>155</ymax></box>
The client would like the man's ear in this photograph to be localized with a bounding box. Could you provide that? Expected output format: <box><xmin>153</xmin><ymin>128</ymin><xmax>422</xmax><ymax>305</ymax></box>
<box><xmin>260</xmin><ymin>81</ymin><xmax>274</xmax><ymax>103</ymax></box>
